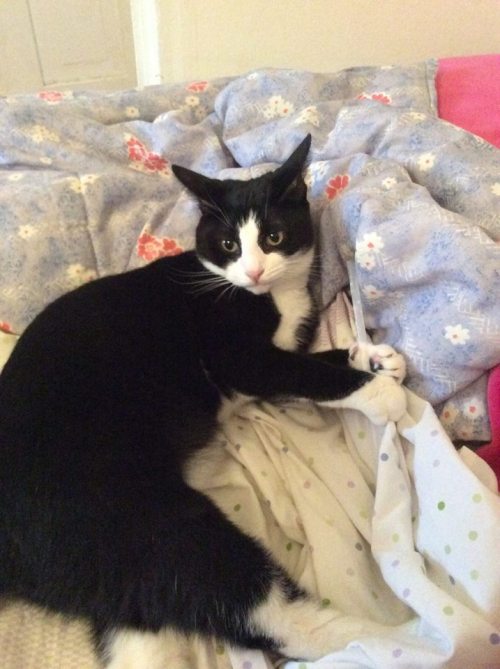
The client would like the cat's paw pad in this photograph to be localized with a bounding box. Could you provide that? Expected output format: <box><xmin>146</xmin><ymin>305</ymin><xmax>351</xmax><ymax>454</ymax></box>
<box><xmin>349</xmin><ymin>342</ymin><xmax>406</xmax><ymax>384</ymax></box>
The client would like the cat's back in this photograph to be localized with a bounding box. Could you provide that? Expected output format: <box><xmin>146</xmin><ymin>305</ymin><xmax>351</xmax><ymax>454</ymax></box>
<box><xmin>0</xmin><ymin>251</ymin><xmax>212</xmax><ymax>434</ymax></box>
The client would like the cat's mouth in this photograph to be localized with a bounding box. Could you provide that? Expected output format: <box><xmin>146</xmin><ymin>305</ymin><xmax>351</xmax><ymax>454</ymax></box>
<box><xmin>245</xmin><ymin>281</ymin><xmax>271</xmax><ymax>295</ymax></box>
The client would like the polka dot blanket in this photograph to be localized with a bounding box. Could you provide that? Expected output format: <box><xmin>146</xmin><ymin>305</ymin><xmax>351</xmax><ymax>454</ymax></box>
<box><xmin>0</xmin><ymin>296</ymin><xmax>499</xmax><ymax>668</ymax></box>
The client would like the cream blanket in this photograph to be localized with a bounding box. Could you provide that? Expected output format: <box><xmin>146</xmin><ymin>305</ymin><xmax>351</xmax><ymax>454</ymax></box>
<box><xmin>0</xmin><ymin>298</ymin><xmax>499</xmax><ymax>668</ymax></box>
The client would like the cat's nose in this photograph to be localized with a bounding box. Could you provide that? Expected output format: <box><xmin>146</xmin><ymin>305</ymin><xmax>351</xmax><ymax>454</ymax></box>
<box><xmin>245</xmin><ymin>268</ymin><xmax>264</xmax><ymax>283</ymax></box>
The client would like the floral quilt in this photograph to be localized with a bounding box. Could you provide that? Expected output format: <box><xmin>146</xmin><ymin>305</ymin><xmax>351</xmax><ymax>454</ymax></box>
<box><xmin>0</xmin><ymin>61</ymin><xmax>499</xmax><ymax>441</ymax></box>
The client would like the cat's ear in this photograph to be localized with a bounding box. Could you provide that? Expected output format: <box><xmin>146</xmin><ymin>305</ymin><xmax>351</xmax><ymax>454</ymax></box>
<box><xmin>172</xmin><ymin>165</ymin><xmax>225</xmax><ymax>213</ymax></box>
<box><xmin>270</xmin><ymin>134</ymin><xmax>311</xmax><ymax>202</ymax></box>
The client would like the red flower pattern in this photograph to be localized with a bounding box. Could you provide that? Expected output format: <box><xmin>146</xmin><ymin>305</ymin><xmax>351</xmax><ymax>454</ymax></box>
<box><xmin>137</xmin><ymin>233</ymin><xmax>183</xmax><ymax>261</ymax></box>
<box><xmin>126</xmin><ymin>135</ymin><xmax>169</xmax><ymax>175</ymax></box>
<box><xmin>186</xmin><ymin>81</ymin><xmax>209</xmax><ymax>93</ymax></box>
<box><xmin>357</xmin><ymin>92</ymin><xmax>392</xmax><ymax>105</ymax></box>
<box><xmin>38</xmin><ymin>91</ymin><xmax>64</xmax><ymax>103</ymax></box>
<box><xmin>325</xmin><ymin>174</ymin><xmax>350</xmax><ymax>200</ymax></box>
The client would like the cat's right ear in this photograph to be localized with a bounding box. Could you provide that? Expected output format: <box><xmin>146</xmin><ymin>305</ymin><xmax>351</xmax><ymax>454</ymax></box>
<box><xmin>172</xmin><ymin>165</ymin><xmax>224</xmax><ymax>213</ymax></box>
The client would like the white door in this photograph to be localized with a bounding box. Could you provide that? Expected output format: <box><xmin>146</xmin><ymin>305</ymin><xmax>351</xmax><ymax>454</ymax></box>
<box><xmin>0</xmin><ymin>0</ymin><xmax>137</xmax><ymax>95</ymax></box>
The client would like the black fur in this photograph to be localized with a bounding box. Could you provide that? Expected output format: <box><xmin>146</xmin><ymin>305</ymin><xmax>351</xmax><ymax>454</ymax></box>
<box><xmin>0</xmin><ymin>135</ymin><xmax>372</xmax><ymax>661</ymax></box>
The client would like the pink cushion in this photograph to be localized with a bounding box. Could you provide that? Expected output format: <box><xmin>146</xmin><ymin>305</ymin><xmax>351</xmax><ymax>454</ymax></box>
<box><xmin>437</xmin><ymin>55</ymin><xmax>500</xmax><ymax>148</ymax></box>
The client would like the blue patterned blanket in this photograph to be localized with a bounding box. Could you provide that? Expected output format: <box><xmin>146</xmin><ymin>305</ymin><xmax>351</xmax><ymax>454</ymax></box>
<box><xmin>1</xmin><ymin>61</ymin><xmax>499</xmax><ymax>441</ymax></box>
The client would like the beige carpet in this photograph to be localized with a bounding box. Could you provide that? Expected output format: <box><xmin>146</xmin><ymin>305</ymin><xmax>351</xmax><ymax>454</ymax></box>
<box><xmin>0</xmin><ymin>601</ymin><xmax>99</xmax><ymax>669</ymax></box>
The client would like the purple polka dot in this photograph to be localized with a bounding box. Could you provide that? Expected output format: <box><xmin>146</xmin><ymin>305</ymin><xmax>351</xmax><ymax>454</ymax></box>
<box><xmin>392</xmin><ymin>648</ymin><xmax>403</xmax><ymax>658</ymax></box>
<box><xmin>392</xmin><ymin>559</ymin><xmax>400</xmax><ymax>568</ymax></box>
<box><xmin>304</xmin><ymin>480</ymin><xmax>311</xmax><ymax>489</ymax></box>
<box><xmin>402</xmin><ymin>588</ymin><xmax>410</xmax><ymax>598</ymax></box>
<box><xmin>347</xmin><ymin>480</ymin><xmax>355</xmax><ymax>488</ymax></box>
<box><xmin>380</xmin><ymin>452</ymin><xmax>389</xmax><ymax>461</ymax></box>
<box><xmin>449</xmin><ymin>575</ymin><xmax>455</xmax><ymax>585</ymax></box>
<box><xmin>355</xmin><ymin>542</ymin><xmax>363</xmax><ymax>551</ymax></box>
<box><xmin>431</xmin><ymin>429</ymin><xmax>439</xmax><ymax>437</ymax></box>
<box><xmin>490</xmin><ymin>633</ymin><xmax>500</xmax><ymax>645</ymax></box>
<box><xmin>433</xmin><ymin>459</ymin><xmax>440</xmax><ymax>467</ymax></box>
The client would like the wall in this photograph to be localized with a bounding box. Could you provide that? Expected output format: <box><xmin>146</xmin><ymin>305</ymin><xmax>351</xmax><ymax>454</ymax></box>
<box><xmin>156</xmin><ymin>0</ymin><xmax>500</xmax><ymax>82</ymax></box>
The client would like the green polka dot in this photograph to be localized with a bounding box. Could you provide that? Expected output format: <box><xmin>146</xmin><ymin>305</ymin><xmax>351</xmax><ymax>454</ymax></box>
<box><xmin>286</xmin><ymin>542</ymin><xmax>293</xmax><ymax>551</ymax></box>
<box><xmin>468</xmin><ymin>530</ymin><xmax>478</xmax><ymax>541</ymax></box>
<box><xmin>444</xmin><ymin>544</ymin><xmax>452</xmax><ymax>554</ymax></box>
<box><xmin>358</xmin><ymin>430</ymin><xmax>366</xmax><ymax>439</ymax></box>
<box><xmin>215</xmin><ymin>643</ymin><xmax>225</xmax><ymax>655</ymax></box>
<box><xmin>470</xmin><ymin>569</ymin><xmax>479</xmax><ymax>580</ymax></box>
<box><xmin>437</xmin><ymin>501</ymin><xmax>446</xmax><ymax>511</ymax></box>
<box><xmin>320</xmin><ymin>598</ymin><xmax>331</xmax><ymax>608</ymax></box>
<box><xmin>359</xmin><ymin>509</ymin><xmax>369</xmax><ymax>519</ymax></box>
<box><xmin>299</xmin><ymin>664</ymin><xmax>308</xmax><ymax>669</ymax></box>
<box><xmin>443</xmin><ymin>605</ymin><xmax>454</xmax><ymax>616</ymax></box>
<box><xmin>392</xmin><ymin>532</ymin><xmax>400</xmax><ymax>543</ymax></box>
<box><xmin>261</xmin><ymin>470</ymin><xmax>267</xmax><ymax>477</ymax></box>
<box><xmin>371</xmin><ymin>590</ymin><xmax>379</xmax><ymax>600</ymax></box>
<box><xmin>472</xmin><ymin>493</ymin><xmax>482</xmax><ymax>503</ymax></box>
<box><xmin>233</xmin><ymin>504</ymin><xmax>241</xmax><ymax>512</ymax></box>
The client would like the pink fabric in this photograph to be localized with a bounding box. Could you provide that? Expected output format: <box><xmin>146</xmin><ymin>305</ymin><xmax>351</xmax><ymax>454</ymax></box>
<box><xmin>477</xmin><ymin>366</ymin><xmax>500</xmax><ymax>491</ymax></box>
<box><xmin>437</xmin><ymin>54</ymin><xmax>500</xmax><ymax>148</ymax></box>
<box><xmin>436</xmin><ymin>55</ymin><xmax>500</xmax><ymax>482</ymax></box>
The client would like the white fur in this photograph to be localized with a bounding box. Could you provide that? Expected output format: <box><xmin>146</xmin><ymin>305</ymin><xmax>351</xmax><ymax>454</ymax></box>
<box><xmin>249</xmin><ymin>584</ymin><xmax>364</xmax><ymax>661</ymax></box>
<box><xmin>104</xmin><ymin>628</ymin><xmax>190</xmax><ymax>669</ymax></box>
<box><xmin>271</xmin><ymin>283</ymin><xmax>312</xmax><ymax>351</ymax></box>
<box><xmin>320</xmin><ymin>373</ymin><xmax>407</xmax><ymax>425</ymax></box>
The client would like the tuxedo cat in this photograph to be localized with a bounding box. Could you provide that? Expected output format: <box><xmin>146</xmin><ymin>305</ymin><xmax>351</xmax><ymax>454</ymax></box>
<box><xmin>0</xmin><ymin>134</ymin><xmax>406</xmax><ymax>667</ymax></box>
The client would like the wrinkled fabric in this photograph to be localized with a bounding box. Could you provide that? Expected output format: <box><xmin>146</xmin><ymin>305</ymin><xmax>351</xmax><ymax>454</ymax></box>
<box><xmin>1</xmin><ymin>61</ymin><xmax>498</xmax><ymax>441</ymax></box>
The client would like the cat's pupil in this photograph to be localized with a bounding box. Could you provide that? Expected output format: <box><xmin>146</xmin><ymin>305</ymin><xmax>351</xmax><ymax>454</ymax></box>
<box><xmin>222</xmin><ymin>239</ymin><xmax>238</xmax><ymax>253</ymax></box>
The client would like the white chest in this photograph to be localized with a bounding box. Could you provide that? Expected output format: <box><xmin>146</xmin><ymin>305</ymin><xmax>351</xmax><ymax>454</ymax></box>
<box><xmin>271</xmin><ymin>286</ymin><xmax>313</xmax><ymax>351</ymax></box>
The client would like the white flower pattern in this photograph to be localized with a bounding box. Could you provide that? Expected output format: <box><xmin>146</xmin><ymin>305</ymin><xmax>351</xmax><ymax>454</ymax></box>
<box><xmin>444</xmin><ymin>324</ymin><xmax>470</xmax><ymax>346</ymax></box>
<box><xmin>262</xmin><ymin>95</ymin><xmax>294</xmax><ymax>119</ymax></box>
<box><xmin>417</xmin><ymin>152</ymin><xmax>436</xmax><ymax>172</ymax></box>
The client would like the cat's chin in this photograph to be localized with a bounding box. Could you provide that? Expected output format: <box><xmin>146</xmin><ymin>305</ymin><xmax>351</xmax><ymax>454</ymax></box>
<box><xmin>245</xmin><ymin>283</ymin><xmax>271</xmax><ymax>295</ymax></box>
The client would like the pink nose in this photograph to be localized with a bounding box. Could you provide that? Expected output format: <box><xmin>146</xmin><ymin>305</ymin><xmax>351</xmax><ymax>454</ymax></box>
<box><xmin>246</xmin><ymin>268</ymin><xmax>264</xmax><ymax>283</ymax></box>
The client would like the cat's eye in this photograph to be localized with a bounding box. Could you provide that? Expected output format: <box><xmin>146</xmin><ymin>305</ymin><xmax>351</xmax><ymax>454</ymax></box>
<box><xmin>221</xmin><ymin>239</ymin><xmax>239</xmax><ymax>253</ymax></box>
<box><xmin>266</xmin><ymin>231</ymin><xmax>285</xmax><ymax>247</ymax></box>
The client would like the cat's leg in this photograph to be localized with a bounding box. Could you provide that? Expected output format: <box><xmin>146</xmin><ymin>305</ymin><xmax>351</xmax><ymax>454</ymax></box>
<box><xmin>215</xmin><ymin>344</ymin><xmax>406</xmax><ymax>425</ymax></box>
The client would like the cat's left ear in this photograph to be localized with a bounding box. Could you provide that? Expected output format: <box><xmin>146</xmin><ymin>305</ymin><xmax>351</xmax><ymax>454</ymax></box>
<box><xmin>172</xmin><ymin>164</ymin><xmax>225</xmax><ymax>213</ymax></box>
<box><xmin>270</xmin><ymin>134</ymin><xmax>311</xmax><ymax>202</ymax></box>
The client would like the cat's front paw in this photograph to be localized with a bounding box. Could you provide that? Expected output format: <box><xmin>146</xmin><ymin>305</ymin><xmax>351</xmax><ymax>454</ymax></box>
<box><xmin>321</xmin><ymin>375</ymin><xmax>407</xmax><ymax>425</ymax></box>
<box><xmin>349</xmin><ymin>342</ymin><xmax>406</xmax><ymax>385</ymax></box>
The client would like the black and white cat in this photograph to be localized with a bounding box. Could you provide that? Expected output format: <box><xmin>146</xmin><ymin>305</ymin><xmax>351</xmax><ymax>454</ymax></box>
<box><xmin>0</xmin><ymin>135</ymin><xmax>406</xmax><ymax>667</ymax></box>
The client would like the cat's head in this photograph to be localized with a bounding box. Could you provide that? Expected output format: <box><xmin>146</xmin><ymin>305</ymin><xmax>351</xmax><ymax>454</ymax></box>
<box><xmin>172</xmin><ymin>135</ymin><xmax>314</xmax><ymax>295</ymax></box>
